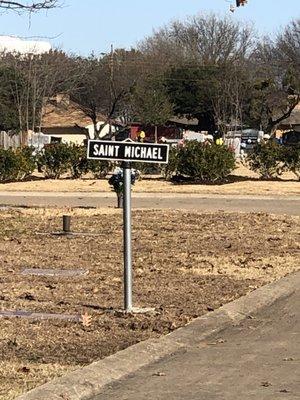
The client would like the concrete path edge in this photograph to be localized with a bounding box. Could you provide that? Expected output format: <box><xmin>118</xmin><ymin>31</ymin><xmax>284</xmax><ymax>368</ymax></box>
<box><xmin>16</xmin><ymin>271</ymin><xmax>300</xmax><ymax>400</ymax></box>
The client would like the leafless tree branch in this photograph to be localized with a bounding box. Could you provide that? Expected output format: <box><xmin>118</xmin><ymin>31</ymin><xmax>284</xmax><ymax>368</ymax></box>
<box><xmin>0</xmin><ymin>0</ymin><xmax>60</xmax><ymax>12</ymax></box>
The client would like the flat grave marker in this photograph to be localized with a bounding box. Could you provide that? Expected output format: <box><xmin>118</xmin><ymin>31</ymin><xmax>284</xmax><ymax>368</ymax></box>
<box><xmin>21</xmin><ymin>268</ymin><xmax>89</xmax><ymax>277</ymax></box>
<box><xmin>0</xmin><ymin>310</ymin><xmax>81</xmax><ymax>322</ymax></box>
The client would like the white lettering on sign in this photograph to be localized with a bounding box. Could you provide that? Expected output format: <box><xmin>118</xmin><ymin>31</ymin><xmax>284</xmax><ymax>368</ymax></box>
<box><xmin>122</xmin><ymin>146</ymin><xmax>165</xmax><ymax>160</ymax></box>
<box><xmin>93</xmin><ymin>144</ymin><xmax>99</xmax><ymax>156</ymax></box>
<box><xmin>135</xmin><ymin>147</ymin><xmax>141</xmax><ymax>157</ymax></box>
<box><xmin>140</xmin><ymin>147</ymin><xmax>147</xmax><ymax>158</ymax></box>
<box><xmin>124</xmin><ymin>146</ymin><xmax>131</xmax><ymax>158</ymax></box>
<box><xmin>93</xmin><ymin>144</ymin><xmax>120</xmax><ymax>157</ymax></box>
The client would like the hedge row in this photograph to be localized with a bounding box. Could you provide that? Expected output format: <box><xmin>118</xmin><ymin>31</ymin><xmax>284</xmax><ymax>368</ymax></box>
<box><xmin>0</xmin><ymin>142</ymin><xmax>236</xmax><ymax>183</ymax></box>
<box><xmin>37</xmin><ymin>143</ymin><xmax>111</xmax><ymax>179</ymax></box>
<box><xmin>0</xmin><ymin>140</ymin><xmax>298</xmax><ymax>183</ymax></box>
<box><xmin>0</xmin><ymin>143</ymin><xmax>112</xmax><ymax>182</ymax></box>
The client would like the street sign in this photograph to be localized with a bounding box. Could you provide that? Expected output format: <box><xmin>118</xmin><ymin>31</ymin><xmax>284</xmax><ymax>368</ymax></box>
<box><xmin>87</xmin><ymin>139</ymin><xmax>170</xmax><ymax>312</ymax></box>
<box><xmin>87</xmin><ymin>140</ymin><xmax>169</xmax><ymax>164</ymax></box>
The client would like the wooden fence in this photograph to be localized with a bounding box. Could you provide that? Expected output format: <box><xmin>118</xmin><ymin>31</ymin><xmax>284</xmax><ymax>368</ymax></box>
<box><xmin>0</xmin><ymin>131</ymin><xmax>22</xmax><ymax>149</ymax></box>
<box><xmin>0</xmin><ymin>131</ymin><xmax>50</xmax><ymax>150</ymax></box>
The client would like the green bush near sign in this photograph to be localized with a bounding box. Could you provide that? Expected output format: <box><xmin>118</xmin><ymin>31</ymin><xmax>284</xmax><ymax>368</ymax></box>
<box><xmin>165</xmin><ymin>141</ymin><xmax>236</xmax><ymax>183</ymax></box>
<box><xmin>37</xmin><ymin>143</ymin><xmax>113</xmax><ymax>179</ymax></box>
<box><xmin>131</xmin><ymin>162</ymin><xmax>163</xmax><ymax>176</ymax></box>
<box><xmin>38</xmin><ymin>143</ymin><xmax>72</xmax><ymax>179</ymax></box>
<box><xmin>0</xmin><ymin>146</ymin><xmax>35</xmax><ymax>182</ymax></box>
<box><xmin>0</xmin><ymin>141</ymin><xmax>299</xmax><ymax>183</ymax></box>
<box><xmin>247</xmin><ymin>141</ymin><xmax>300</xmax><ymax>180</ymax></box>
<box><xmin>87</xmin><ymin>159</ymin><xmax>112</xmax><ymax>179</ymax></box>
<box><xmin>283</xmin><ymin>145</ymin><xmax>300</xmax><ymax>180</ymax></box>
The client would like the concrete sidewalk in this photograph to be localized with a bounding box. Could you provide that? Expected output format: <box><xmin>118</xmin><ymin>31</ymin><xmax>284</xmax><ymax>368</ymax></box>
<box><xmin>92</xmin><ymin>288</ymin><xmax>300</xmax><ymax>400</ymax></box>
<box><xmin>0</xmin><ymin>191</ymin><xmax>299</xmax><ymax>215</ymax></box>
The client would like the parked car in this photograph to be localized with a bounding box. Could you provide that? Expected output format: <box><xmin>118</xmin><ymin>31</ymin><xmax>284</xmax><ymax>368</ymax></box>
<box><xmin>240</xmin><ymin>129</ymin><xmax>263</xmax><ymax>152</ymax></box>
<box><xmin>282</xmin><ymin>130</ymin><xmax>300</xmax><ymax>146</ymax></box>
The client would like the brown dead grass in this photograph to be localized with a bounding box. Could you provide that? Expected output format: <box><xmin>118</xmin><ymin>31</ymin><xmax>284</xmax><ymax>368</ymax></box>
<box><xmin>0</xmin><ymin>208</ymin><xmax>299</xmax><ymax>399</ymax></box>
<box><xmin>0</xmin><ymin>165</ymin><xmax>298</xmax><ymax>196</ymax></box>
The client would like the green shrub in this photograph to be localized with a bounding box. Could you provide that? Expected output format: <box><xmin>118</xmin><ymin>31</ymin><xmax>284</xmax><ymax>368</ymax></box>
<box><xmin>130</xmin><ymin>162</ymin><xmax>164</xmax><ymax>178</ymax></box>
<box><xmin>162</xmin><ymin>147</ymin><xmax>179</xmax><ymax>179</ymax></box>
<box><xmin>247</xmin><ymin>141</ymin><xmax>284</xmax><ymax>179</ymax></box>
<box><xmin>0</xmin><ymin>146</ymin><xmax>36</xmax><ymax>182</ymax></box>
<box><xmin>15</xmin><ymin>146</ymin><xmax>36</xmax><ymax>180</ymax></box>
<box><xmin>166</xmin><ymin>141</ymin><xmax>235</xmax><ymax>183</ymax></box>
<box><xmin>38</xmin><ymin>143</ymin><xmax>72</xmax><ymax>179</ymax></box>
<box><xmin>37</xmin><ymin>143</ymin><xmax>112</xmax><ymax>179</ymax></box>
<box><xmin>282</xmin><ymin>144</ymin><xmax>300</xmax><ymax>180</ymax></box>
<box><xmin>87</xmin><ymin>159</ymin><xmax>112</xmax><ymax>179</ymax></box>
<box><xmin>0</xmin><ymin>148</ymin><xmax>18</xmax><ymax>182</ymax></box>
<box><xmin>68</xmin><ymin>144</ymin><xmax>89</xmax><ymax>179</ymax></box>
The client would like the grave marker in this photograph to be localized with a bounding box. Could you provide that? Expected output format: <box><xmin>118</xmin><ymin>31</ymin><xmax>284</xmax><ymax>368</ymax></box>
<box><xmin>0</xmin><ymin>310</ymin><xmax>81</xmax><ymax>322</ymax></box>
<box><xmin>21</xmin><ymin>269</ymin><xmax>89</xmax><ymax>277</ymax></box>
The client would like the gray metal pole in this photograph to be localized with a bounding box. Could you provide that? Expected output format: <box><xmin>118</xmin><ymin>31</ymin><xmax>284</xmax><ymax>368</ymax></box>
<box><xmin>123</xmin><ymin>162</ymin><xmax>133</xmax><ymax>311</ymax></box>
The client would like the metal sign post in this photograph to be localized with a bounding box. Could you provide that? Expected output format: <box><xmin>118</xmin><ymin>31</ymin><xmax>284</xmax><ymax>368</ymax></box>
<box><xmin>87</xmin><ymin>139</ymin><xmax>169</xmax><ymax>312</ymax></box>
<box><xmin>122</xmin><ymin>161</ymin><xmax>133</xmax><ymax>311</ymax></box>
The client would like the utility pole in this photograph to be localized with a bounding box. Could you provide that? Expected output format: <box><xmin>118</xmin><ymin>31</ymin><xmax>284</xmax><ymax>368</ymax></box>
<box><xmin>109</xmin><ymin>44</ymin><xmax>114</xmax><ymax>139</ymax></box>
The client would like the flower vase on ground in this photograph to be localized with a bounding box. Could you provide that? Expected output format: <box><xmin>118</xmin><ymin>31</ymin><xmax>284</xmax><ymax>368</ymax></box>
<box><xmin>117</xmin><ymin>193</ymin><xmax>123</xmax><ymax>208</ymax></box>
<box><xmin>108</xmin><ymin>166</ymin><xmax>138</xmax><ymax>209</ymax></box>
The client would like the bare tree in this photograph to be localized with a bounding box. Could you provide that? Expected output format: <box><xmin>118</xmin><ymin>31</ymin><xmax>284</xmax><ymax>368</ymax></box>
<box><xmin>0</xmin><ymin>1</ymin><xmax>59</xmax><ymax>12</ymax></box>
<box><xmin>71</xmin><ymin>56</ymin><xmax>112</xmax><ymax>139</ymax></box>
<box><xmin>72</xmin><ymin>49</ymin><xmax>143</xmax><ymax>139</ymax></box>
<box><xmin>139</xmin><ymin>14</ymin><xmax>254</xmax><ymax>133</ymax></box>
<box><xmin>0</xmin><ymin>50</ymin><xmax>82</xmax><ymax>137</ymax></box>
<box><xmin>212</xmin><ymin>64</ymin><xmax>250</xmax><ymax>134</ymax></box>
<box><xmin>250</xmin><ymin>19</ymin><xmax>300</xmax><ymax>134</ymax></box>
<box><xmin>140</xmin><ymin>14</ymin><xmax>253</xmax><ymax>66</ymax></box>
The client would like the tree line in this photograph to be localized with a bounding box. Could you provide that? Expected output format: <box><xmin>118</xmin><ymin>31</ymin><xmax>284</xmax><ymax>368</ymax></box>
<box><xmin>0</xmin><ymin>14</ymin><xmax>299</xmax><ymax>138</ymax></box>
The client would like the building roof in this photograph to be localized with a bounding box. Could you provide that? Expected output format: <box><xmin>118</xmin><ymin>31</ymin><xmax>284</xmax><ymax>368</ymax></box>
<box><xmin>41</xmin><ymin>96</ymin><xmax>108</xmax><ymax>129</ymax></box>
<box><xmin>0</xmin><ymin>36</ymin><xmax>51</xmax><ymax>55</ymax></box>
<box><xmin>168</xmin><ymin>116</ymin><xmax>198</xmax><ymax>126</ymax></box>
<box><xmin>280</xmin><ymin>103</ymin><xmax>300</xmax><ymax>127</ymax></box>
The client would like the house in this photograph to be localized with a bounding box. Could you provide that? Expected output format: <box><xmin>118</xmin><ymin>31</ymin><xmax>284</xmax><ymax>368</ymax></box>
<box><xmin>39</xmin><ymin>94</ymin><xmax>118</xmax><ymax>145</ymax></box>
<box><xmin>130</xmin><ymin>117</ymin><xmax>198</xmax><ymax>143</ymax></box>
<box><xmin>276</xmin><ymin>103</ymin><xmax>300</xmax><ymax>136</ymax></box>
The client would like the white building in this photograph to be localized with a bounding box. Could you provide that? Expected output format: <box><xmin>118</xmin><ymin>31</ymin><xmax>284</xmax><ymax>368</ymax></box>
<box><xmin>0</xmin><ymin>35</ymin><xmax>51</xmax><ymax>55</ymax></box>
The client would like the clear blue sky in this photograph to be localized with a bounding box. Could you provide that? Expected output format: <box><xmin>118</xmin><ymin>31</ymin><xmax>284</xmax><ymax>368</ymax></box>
<box><xmin>0</xmin><ymin>0</ymin><xmax>299</xmax><ymax>55</ymax></box>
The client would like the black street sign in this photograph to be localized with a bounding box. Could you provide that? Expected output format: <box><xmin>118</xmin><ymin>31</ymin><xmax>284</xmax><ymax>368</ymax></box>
<box><xmin>87</xmin><ymin>140</ymin><xmax>169</xmax><ymax>164</ymax></box>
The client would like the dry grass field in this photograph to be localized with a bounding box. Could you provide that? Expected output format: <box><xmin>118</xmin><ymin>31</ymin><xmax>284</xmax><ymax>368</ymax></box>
<box><xmin>0</xmin><ymin>208</ymin><xmax>299</xmax><ymax>399</ymax></box>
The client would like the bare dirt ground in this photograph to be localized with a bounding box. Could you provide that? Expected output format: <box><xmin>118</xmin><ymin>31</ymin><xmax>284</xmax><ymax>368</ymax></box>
<box><xmin>0</xmin><ymin>165</ymin><xmax>298</xmax><ymax>197</ymax></box>
<box><xmin>0</xmin><ymin>208</ymin><xmax>299</xmax><ymax>399</ymax></box>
